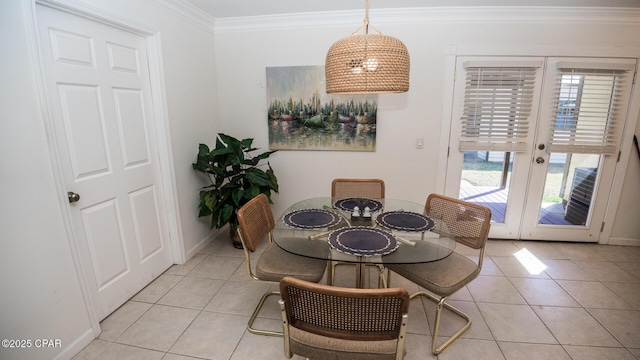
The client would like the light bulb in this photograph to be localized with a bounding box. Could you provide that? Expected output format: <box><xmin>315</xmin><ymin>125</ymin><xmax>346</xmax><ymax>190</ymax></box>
<box><xmin>364</xmin><ymin>58</ymin><xmax>378</xmax><ymax>71</ymax></box>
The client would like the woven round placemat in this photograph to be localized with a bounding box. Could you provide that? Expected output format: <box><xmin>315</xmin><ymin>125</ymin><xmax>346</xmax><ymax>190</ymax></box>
<box><xmin>283</xmin><ymin>209</ymin><xmax>342</xmax><ymax>230</ymax></box>
<box><xmin>333</xmin><ymin>198</ymin><xmax>383</xmax><ymax>212</ymax></box>
<box><xmin>327</xmin><ymin>226</ymin><xmax>398</xmax><ymax>256</ymax></box>
<box><xmin>376</xmin><ymin>211</ymin><xmax>435</xmax><ymax>232</ymax></box>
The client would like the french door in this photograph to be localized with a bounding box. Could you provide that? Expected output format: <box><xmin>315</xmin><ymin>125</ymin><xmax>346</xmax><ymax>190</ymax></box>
<box><xmin>446</xmin><ymin>56</ymin><xmax>636</xmax><ymax>242</ymax></box>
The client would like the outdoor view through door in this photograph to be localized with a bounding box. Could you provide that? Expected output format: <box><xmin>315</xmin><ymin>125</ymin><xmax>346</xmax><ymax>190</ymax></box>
<box><xmin>449</xmin><ymin>57</ymin><xmax>636</xmax><ymax>241</ymax></box>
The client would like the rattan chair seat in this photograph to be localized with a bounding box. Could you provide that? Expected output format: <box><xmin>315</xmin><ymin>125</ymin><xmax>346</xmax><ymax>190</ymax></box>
<box><xmin>256</xmin><ymin>243</ymin><xmax>326</xmax><ymax>283</ymax></box>
<box><xmin>388</xmin><ymin>253</ymin><xmax>480</xmax><ymax>297</ymax></box>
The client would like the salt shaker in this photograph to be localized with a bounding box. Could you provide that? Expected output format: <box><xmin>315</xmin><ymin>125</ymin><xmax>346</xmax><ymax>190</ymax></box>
<box><xmin>352</xmin><ymin>206</ymin><xmax>360</xmax><ymax>218</ymax></box>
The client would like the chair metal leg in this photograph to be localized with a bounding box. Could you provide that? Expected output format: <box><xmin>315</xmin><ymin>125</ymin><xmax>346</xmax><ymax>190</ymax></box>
<box><xmin>248</xmin><ymin>290</ymin><xmax>283</xmax><ymax>337</ymax></box>
<box><xmin>356</xmin><ymin>263</ymin><xmax>365</xmax><ymax>288</ymax></box>
<box><xmin>395</xmin><ymin>313</ymin><xmax>409</xmax><ymax>360</ymax></box>
<box><xmin>378</xmin><ymin>266</ymin><xmax>390</xmax><ymax>288</ymax></box>
<box><xmin>279</xmin><ymin>299</ymin><xmax>292</xmax><ymax>358</ymax></box>
<box><xmin>326</xmin><ymin>261</ymin><xmax>334</xmax><ymax>285</ymax></box>
<box><xmin>411</xmin><ymin>291</ymin><xmax>472</xmax><ymax>355</ymax></box>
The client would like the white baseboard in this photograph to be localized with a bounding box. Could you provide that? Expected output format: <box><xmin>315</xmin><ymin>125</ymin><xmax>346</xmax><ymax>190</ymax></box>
<box><xmin>53</xmin><ymin>328</ymin><xmax>95</xmax><ymax>360</ymax></box>
<box><xmin>183</xmin><ymin>227</ymin><xmax>226</xmax><ymax>262</ymax></box>
<box><xmin>607</xmin><ymin>237</ymin><xmax>640</xmax><ymax>247</ymax></box>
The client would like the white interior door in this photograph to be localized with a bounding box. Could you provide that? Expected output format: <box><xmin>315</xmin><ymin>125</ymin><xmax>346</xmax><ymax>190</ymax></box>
<box><xmin>446</xmin><ymin>56</ymin><xmax>636</xmax><ymax>242</ymax></box>
<box><xmin>37</xmin><ymin>5</ymin><xmax>173</xmax><ymax>320</ymax></box>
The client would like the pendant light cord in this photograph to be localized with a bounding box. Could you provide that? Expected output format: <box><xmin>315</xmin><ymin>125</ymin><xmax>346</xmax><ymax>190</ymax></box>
<box><xmin>351</xmin><ymin>0</ymin><xmax>381</xmax><ymax>36</ymax></box>
<box><xmin>364</xmin><ymin>0</ymin><xmax>370</xmax><ymax>34</ymax></box>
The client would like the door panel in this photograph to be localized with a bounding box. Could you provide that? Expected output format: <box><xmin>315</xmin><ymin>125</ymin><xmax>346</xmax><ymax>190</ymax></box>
<box><xmin>82</xmin><ymin>199</ymin><xmax>129</xmax><ymax>290</ymax></box>
<box><xmin>37</xmin><ymin>5</ymin><xmax>172</xmax><ymax>320</ymax></box>
<box><xmin>58</xmin><ymin>84</ymin><xmax>111</xmax><ymax>178</ymax></box>
<box><xmin>113</xmin><ymin>88</ymin><xmax>150</xmax><ymax>167</ymax></box>
<box><xmin>129</xmin><ymin>186</ymin><xmax>164</xmax><ymax>261</ymax></box>
<box><xmin>49</xmin><ymin>28</ymin><xmax>96</xmax><ymax>67</ymax></box>
<box><xmin>107</xmin><ymin>42</ymin><xmax>140</xmax><ymax>74</ymax></box>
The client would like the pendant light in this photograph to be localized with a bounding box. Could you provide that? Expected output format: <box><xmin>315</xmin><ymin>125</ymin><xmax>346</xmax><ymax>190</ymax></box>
<box><xmin>325</xmin><ymin>0</ymin><xmax>410</xmax><ymax>94</ymax></box>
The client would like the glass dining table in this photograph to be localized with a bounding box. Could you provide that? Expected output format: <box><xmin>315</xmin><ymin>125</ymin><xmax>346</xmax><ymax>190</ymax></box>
<box><xmin>273</xmin><ymin>197</ymin><xmax>456</xmax><ymax>288</ymax></box>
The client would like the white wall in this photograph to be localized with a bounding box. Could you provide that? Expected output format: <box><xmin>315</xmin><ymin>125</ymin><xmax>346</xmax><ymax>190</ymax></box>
<box><xmin>0</xmin><ymin>0</ymin><xmax>219</xmax><ymax>359</ymax></box>
<box><xmin>612</xmin><ymin>112</ymin><xmax>640</xmax><ymax>242</ymax></box>
<box><xmin>0</xmin><ymin>3</ymin><xmax>94</xmax><ymax>358</ymax></box>
<box><xmin>214</xmin><ymin>8</ymin><xmax>640</xmax><ymax>243</ymax></box>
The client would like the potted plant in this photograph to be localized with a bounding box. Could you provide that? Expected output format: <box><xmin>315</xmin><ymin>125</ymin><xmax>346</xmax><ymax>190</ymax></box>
<box><xmin>193</xmin><ymin>133</ymin><xmax>279</xmax><ymax>248</ymax></box>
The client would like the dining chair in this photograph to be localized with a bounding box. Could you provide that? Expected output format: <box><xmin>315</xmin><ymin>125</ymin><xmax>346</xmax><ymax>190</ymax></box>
<box><xmin>236</xmin><ymin>194</ymin><xmax>328</xmax><ymax>337</ymax></box>
<box><xmin>279</xmin><ymin>276</ymin><xmax>410</xmax><ymax>360</ymax></box>
<box><xmin>385</xmin><ymin>193</ymin><xmax>491</xmax><ymax>354</ymax></box>
<box><xmin>331</xmin><ymin>178</ymin><xmax>386</xmax><ymax>287</ymax></box>
<box><xmin>332</xmin><ymin>178</ymin><xmax>385</xmax><ymax>200</ymax></box>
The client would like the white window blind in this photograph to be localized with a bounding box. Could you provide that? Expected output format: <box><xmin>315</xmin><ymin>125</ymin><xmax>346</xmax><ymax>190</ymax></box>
<box><xmin>547</xmin><ymin>63</ymin><xmax>635</xmax><ymax>155</ymax></box>
<box><xmin>459</xmin><ymin>65</ymin><xmax>539</xmax><ymax>152</ymax></box>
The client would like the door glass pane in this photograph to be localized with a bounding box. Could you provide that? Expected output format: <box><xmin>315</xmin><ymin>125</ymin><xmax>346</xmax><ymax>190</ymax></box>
<box><xmin>538</xmin><ymin>153</ymin><xmax>600</xmax><ymax>226</ymax></box>
<box><xmin>459</xmin><ymin>151</ymin><xmax>513</xmax><ymax>223</ymax></box>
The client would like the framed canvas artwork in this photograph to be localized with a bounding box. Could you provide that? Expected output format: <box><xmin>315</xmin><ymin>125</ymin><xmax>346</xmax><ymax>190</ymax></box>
<box><xmin>267</xmin><ymin>65</ymin><xmax>378</xmax><ymax>151</ymax></box>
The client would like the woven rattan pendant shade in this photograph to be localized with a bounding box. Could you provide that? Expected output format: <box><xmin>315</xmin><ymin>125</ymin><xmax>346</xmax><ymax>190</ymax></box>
<box><xmin>325</xmin><ymin>1</ymin><xmax>410</xmax><ymax>94</ymax></box>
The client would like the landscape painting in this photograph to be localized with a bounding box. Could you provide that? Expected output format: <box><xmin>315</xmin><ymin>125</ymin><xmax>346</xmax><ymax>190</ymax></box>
<box><xmin>267</xmin><ymin>65</ymin><xmax>378</xmax><ymax>151</ymax></box>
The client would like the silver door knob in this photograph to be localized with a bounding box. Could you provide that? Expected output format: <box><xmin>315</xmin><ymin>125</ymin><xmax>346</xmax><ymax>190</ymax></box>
<box><xmin>68</xmin><ymin>192</ymin><xmax>80</xmax><ymax>203</ymax></box>
<box><xmin>535</xmin><ymin>157</ymin><xmax>545</xmax><ymax>164</ymax></box>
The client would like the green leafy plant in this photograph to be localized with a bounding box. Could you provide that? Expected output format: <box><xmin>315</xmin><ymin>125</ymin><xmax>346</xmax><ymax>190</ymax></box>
<box><xmin>193</xmin><ymin>133</ymin><xmax>278</xmax><ymax>247</ymax></box>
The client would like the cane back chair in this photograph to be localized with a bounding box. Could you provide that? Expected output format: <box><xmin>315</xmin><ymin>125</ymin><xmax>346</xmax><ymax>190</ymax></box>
<box><xmin>331</xmin><ymin>178</ymin><xmax>386</xmax><ymax>287</ymax></box>
<box><xmin>386</xmin><ymin>193</ymin><xmax>491</xmax><ymax>354</ymax></box>
<box><xmin>279</xmin><ymin>276</ymin><xmax>410</xmax><ymax>360</ymax></box>
<box><xmin>332</xmin><ymin>178</ymin><xmax>385</xmax><ymax>200</ymax></box>
<box><xmin>237</xmin><ymin>194</ymin><xmax>328</xmax><ymax>336</ymax></box>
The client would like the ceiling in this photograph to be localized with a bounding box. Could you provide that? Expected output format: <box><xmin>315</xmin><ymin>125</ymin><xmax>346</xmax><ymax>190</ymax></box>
<box><xmin>183</xmin><ymin>0</ymin><xmax>640</xmax><ymax>19</ymax></box>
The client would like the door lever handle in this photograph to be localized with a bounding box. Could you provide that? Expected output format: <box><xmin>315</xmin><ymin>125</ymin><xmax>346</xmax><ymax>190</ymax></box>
<box><xmin>68</xmin><ymin>192</ymin><xmax>80</xmax><ymax>203</ymax></box>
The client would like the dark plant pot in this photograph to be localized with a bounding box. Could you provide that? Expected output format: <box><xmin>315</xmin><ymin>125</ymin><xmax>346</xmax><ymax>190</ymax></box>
<box><xmin>230</xmin><ymin>224</ymin><xmax>243</xmax><ymax>249</ymax></box>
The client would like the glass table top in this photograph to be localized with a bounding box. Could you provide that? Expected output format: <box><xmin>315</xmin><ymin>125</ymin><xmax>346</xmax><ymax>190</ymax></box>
<box><xmin>273</xmin><ymin>197</ymin><xmax>456</xmax><ymax>265</ymax></box>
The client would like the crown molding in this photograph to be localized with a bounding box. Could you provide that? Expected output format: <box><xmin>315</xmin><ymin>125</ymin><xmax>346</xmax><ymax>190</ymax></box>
<box><xmin>150</xmin><ymin>0</ymin><xmax>215</xmax><ymax>32</ymax></box>
<box><xmin>213</xmin><ymin>6</ymin><xmax>640</xmax><ymax>33</ymax></box>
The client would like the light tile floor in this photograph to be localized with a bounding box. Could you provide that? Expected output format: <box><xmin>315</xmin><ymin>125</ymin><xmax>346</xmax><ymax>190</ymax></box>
<box><xmin>73</xmin><ymin>237</ymin><xmax>640</xmax><ymax>360</ymax></box>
